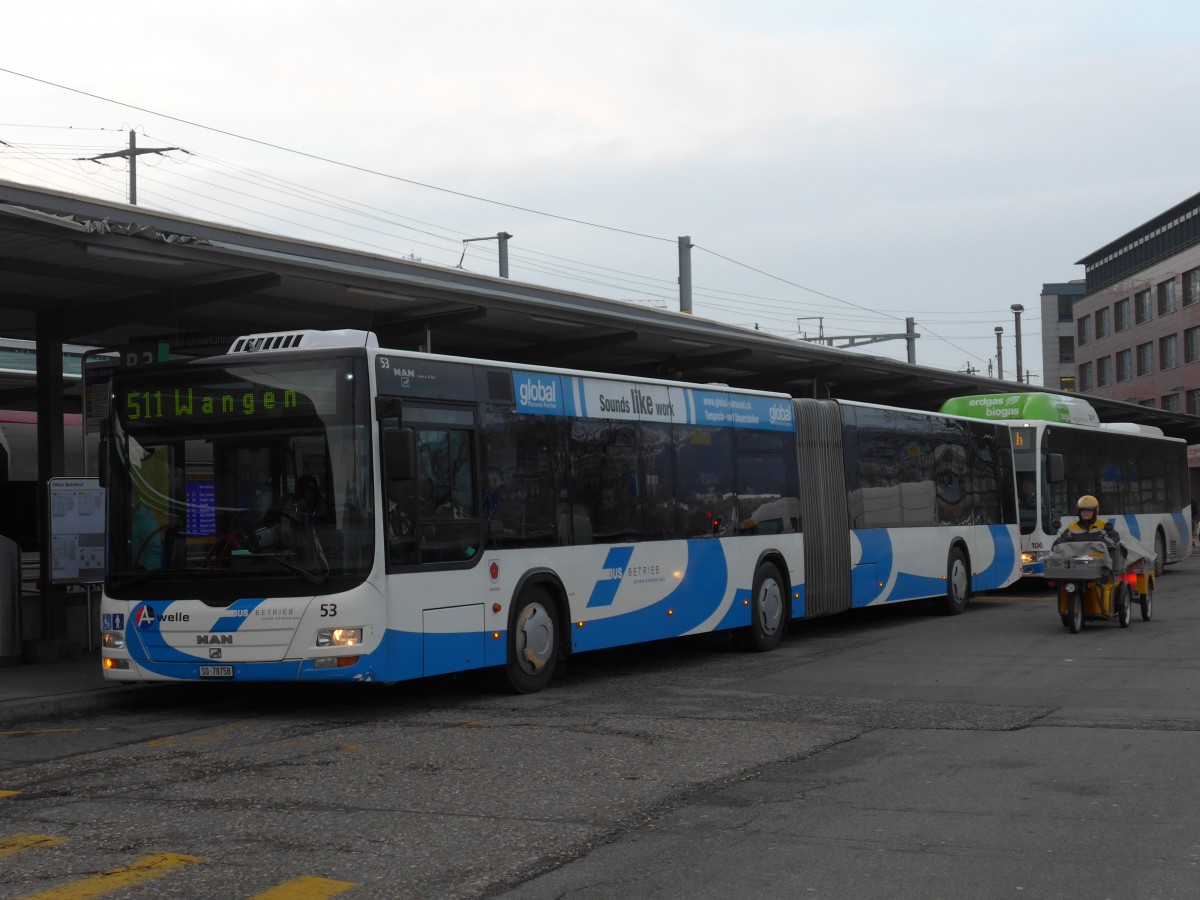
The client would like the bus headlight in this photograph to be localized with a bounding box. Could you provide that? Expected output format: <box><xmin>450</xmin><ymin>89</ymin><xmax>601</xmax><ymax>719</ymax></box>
<box><xmin>102</xmin><ymin>632</ymin><xmax>126</xmax><ymax>650</ymax></box>
<box><xmin>316</xmin><ymin>627</ymin><xmax>362</xmax><ymax>647</ymax></box>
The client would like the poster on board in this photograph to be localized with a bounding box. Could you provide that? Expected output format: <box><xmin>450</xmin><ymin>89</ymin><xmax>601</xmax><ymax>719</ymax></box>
<box><xmin>49</xmin><ymin>477</ymin><xmax>105</xmax><ymax>585</ymax></box>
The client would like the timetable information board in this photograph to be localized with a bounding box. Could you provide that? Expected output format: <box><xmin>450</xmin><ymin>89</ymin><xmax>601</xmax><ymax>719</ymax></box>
<box><xmin>49</xmin><ymin>477</ymin><xmax>106</xmax><ymax>585</ymax></box>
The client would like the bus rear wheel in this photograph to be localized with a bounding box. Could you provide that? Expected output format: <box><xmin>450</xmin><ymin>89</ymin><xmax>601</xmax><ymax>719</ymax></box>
<box><xmin>502</xmin><ymin>586</ymin><xmax>560</xmax><ymax>694</ymax></box>
<box><xmin>739</xmin><ymin>562</ymin><xmax>786</xmax><ymax>652</ymax></box>
<box><xmin>933</xmin><ymin>546</ymin><xmax>970</xmax><ymax>616</ymax></box>
<box><xmin>1154</xmin><ymin>530</ymin><xmax>1166</xmax><ymax>578</ymax></box>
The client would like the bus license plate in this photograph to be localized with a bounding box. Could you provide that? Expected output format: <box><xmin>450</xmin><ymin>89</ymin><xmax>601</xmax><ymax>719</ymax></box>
<box><xmin>199</xmin><ymin>665</ymin><xmax>234</xmax><ymax>679</ymax></box>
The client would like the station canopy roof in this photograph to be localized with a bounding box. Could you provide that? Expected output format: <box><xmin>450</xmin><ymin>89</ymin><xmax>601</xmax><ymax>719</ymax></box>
<box><xmin>3</xmin><ymin>178</ymin><xmax>1199</xmax><ymax>443</ymax></box>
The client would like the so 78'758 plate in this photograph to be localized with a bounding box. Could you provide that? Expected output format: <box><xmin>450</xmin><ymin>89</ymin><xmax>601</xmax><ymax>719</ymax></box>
<box><xmin>198</xmin><ymin>665</ymin><xmax>234</xmax><ymax>679</ymax></box>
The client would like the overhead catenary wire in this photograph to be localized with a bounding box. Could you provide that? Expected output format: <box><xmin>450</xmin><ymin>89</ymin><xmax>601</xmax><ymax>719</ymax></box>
<box><xmin>0</xmin><ymin>66</ymin><xmax>674</xmax><ymax>244</ymax></box>
<box><xmin>3</xmin><ymin>138</ymin><xmax>1003</xmax><ymax>366</ymax></box>
<box><xmin>154</xmin><ymin>145</ymin><xmax>986</xmax><ymax>331</ymax></box>
<box><xmin>0</xmin><ymin>69</ymin><xmax>1025</xmax><ymax>373</ymax></box>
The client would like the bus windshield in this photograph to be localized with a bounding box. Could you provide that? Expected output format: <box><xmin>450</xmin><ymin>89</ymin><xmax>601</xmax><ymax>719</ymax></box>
<box><xmin>106</xmin><ymin>356</ymin><xmax>373</xmax><ymax>600</ymax></box>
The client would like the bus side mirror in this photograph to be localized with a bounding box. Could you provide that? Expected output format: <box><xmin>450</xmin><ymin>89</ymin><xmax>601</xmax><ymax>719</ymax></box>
<box><xmin>383</xmin><ymin>428</ymin><xmax>415</xmax><ymax>480</ymax></box>
<box><xmin>1047</xmin><ymin>453</ymin><xmax>1065</xmax><ymax>484</ymax></box>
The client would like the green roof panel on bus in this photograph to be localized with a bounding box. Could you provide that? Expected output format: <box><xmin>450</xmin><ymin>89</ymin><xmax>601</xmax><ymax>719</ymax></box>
<box><xmin>939</xmin><ymin>392</ymin><xmax>1100</xmax><ymax>426</ymax></box>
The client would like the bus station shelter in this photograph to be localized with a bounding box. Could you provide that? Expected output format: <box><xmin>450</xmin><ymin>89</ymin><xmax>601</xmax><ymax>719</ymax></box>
<box><xmin>3</xmin><ymin>177</ymin><xmax>1199</xmax><ymax>655</ymax></box>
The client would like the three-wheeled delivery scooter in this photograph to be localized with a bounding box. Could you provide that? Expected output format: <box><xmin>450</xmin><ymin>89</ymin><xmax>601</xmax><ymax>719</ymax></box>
<box><xmin>1045</xmin><ymin>537</ymin><xmax>1154</xmax><ymax>634</ymax></box>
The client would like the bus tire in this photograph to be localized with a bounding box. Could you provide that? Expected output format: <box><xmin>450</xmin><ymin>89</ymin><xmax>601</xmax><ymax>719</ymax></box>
<box><xmin>1153</xmin><ymin>530</ymin><xmax>1166</xmax><ymax>578</ymax></box>
<box><xmin>739</xmin><ymin>561</ymin><xmax>787</xmax><ymax>652</ymax></box>
<box><xmin>1140</xmin><ymin>587</ymin><xmax>1153</xmax><ymax>621</ymax></box>
<box><xmin>502</xmin><ymin>585</ymin><xmax>560</xmax><ymax>694</ymax></box>
<box><xmin>933</xmin><ymin>546</ymin><xmax>970</xmax><ymax>616</ymax></box>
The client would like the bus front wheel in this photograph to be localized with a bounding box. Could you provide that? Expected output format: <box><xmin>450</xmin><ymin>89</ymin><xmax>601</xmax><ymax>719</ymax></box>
<box><xmin>503</xmin><ymin>586</ymin><xmax>560</xmax><ymax>694</ymax></box>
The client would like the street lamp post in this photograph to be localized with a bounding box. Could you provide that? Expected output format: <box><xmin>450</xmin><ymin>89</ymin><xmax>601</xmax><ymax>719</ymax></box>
<box><xmin>995</xmin><ymin>326</ymin><xmax>1004</xmax><ymax>380</ymax></box>
<box><xmin>1011</xmin><ymin>304</ymin><xmax>1025</xmax><ymax>385</ymax></box>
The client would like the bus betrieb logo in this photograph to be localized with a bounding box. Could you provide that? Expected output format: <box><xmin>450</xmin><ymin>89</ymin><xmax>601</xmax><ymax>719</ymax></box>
<box><xmin>135</xmin><ymin>606</ymin><xmax>156</xmax><ymax>628</ymax></box>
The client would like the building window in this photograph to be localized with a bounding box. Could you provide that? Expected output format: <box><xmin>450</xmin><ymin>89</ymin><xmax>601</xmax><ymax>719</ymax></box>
<box><xmin>1057</xmin><ymin>296</ymin><xmax>1074</xmax><ymax>321</ymax></box>
<box><xmin>1139</xmin><ymin>398</ymin><xmax>1158</xmax><ymax>408</ymax></box>
<box><xmin>1162</xmin><ymin>392</ymin><xmax>1182</xmax><ymax>413</ymax></box>
<box><xmin>1096</xmin><ymin>356</ymin><xmax>1112</xmax><ymax>387</ymax></box>
<box><xmin>1160</xmin><ymin>333</ymin><xmax>1179</xmax><ymax>370</ymax></box>
<box><xmin>1114</xmin><ymin>297</ymin><xmax>1131</xmax><ymax>331</ymax></box>
<box><xmin>1157</xmin><ymin>278</ymin><xmax>1177</xmax><ymax>316</ymax></box>
<box><xmin>1188</xmin><ymin>389</ymin><xmax>1200</xmax><ymax>416</ymax></box>
<box><xmin>1095</xmin><ymin>307</ymin><xmax>1111</xmax><ymax>339</ymax></box>
<box><xmin>1185</xmin><ymin>268</ymin><xmax>1200</xmax><ymax>307</ymax></box>
<box><xmin>1186</xmin><ymin>326</ymin><xmax>1200</xmax><ymax>364</ymax></box>
<box><xmin>1136</xmin><ymin>342</ymin><xmax>1155</xmax><ymax>376</ymax></box>
<box><xmin>1077</xmin><ymin>315</ymin><xmax>1092</xmax><ymax>345</ymax></box>
<box><xmin>1078</xmin><ymin>361</ymin><xmax>1093</xmax><ymax>392</ymax></box>
<box><xmin>1135</xmin><ymin>289</ymin><xmax>1152</xmax><ymax>324</ymax></box>
<box><xmin>1116</xmin><ymin>348</ymin><xmax>1132</xmax><ymax>382</ymax></box>
<box><xmin>1058</xmin><ymin>336</ymin><xmax>1074</xmax><ymax>363</ymax></box>
<box><xmin>1060</xmin><ymin>375</ymin><xmax>1076</xmax><ymax>392</ymax></box>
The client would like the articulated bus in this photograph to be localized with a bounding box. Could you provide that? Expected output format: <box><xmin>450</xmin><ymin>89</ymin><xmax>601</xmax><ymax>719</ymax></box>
<box><xmin>99</xmin><ymin>330</ymin><xmax>1021</xmax><ymax>691</ymax></box>
<box><xmin>940</xmin><ymin>393</ymin><xmax>1192</xmax><ymax>578</ymax></box>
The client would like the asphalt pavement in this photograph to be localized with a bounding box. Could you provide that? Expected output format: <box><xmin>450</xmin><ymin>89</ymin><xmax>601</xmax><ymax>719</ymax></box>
<box><xmin>0</xmin><ymin>652</ymin><xmax>171</xmax><ymax>727</ymax></box>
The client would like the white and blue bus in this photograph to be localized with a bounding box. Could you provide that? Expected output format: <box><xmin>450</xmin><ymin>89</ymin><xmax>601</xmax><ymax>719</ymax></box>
<box><xmin>99</xmin><ymin>330</ymin><xmax>1021</xmax><ymax>691</ymax></box>
<box><xmin>940</xmin><ymin>393</ymin><xmax>1192</xmax><ymax>578</ymax></box>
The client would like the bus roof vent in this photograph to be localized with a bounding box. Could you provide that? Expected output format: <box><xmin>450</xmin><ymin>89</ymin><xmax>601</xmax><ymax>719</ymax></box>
<box><xmin>1101</xmin><ymin>422</ymin><xmax>1165</xmax><ymax>436</ymax></box>
<box><xmin>228</xmin><ymin>329</ymin><xmax>379</xmax><ymax>354</ymax></box>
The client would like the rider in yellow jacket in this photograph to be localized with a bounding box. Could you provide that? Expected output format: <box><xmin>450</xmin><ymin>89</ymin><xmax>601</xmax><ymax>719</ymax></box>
<box><xmin>1055</xmin><ymin>494</ymin><xmax>1122</xmax><ymax>556</ymax></box>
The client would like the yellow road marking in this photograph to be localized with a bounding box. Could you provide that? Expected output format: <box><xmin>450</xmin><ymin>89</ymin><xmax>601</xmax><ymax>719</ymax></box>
<box><xmin>18</xmin><ymin>851</ymin><xmax>204</xmax><ymax>899</ymax></box>
<box><xmin>0</xmin><ymin>729</ymin><xmax>85</xmax><ymax>737</ymax></box>
<box><xmin>0</xmin><ymin>834</ymin><xmax>66</xmax><ymax>858</ymax></box>
<box><xmin>0</xmin><ymin>790</ymin><xmax>20</xmax><ymax>798</ymax></box>
<box><xmin>147</xmin><ymin>722</ymin><xmax>246</xmax><ymax>749</ymax></box>
<box><xmin>250</xmin><ymin>876</ymin><xmax>357</xmax><ymax>899</ymax></box>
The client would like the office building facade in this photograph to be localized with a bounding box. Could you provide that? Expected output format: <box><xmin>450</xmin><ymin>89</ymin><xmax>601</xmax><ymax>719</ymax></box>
<box><xmin>1069</xmin><ymin>192</ymin><xmax>1200</xmax><ymax>415</ymax></box>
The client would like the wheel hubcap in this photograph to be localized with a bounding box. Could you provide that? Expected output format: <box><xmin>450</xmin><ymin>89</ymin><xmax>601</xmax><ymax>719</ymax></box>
<box><xmin>758</xmin><ymin>579</ymin><xmax>783</xmax><ymax>634</ymax></box>
<box><xmin>515</xmin><ymin>603</ymin><xmax>554</xmax><ymax>674</ymax></box>
<box><xmin>950</xmin><ymin>559</ymin><xmax>967</xmax><ymax>601</ymax></box>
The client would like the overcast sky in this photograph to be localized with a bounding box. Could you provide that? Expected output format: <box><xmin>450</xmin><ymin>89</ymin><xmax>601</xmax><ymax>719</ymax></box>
<box><xmin>4</xmin><ymin>1</ymin><xmax>1200</xmax><ymax>384</ymax></box>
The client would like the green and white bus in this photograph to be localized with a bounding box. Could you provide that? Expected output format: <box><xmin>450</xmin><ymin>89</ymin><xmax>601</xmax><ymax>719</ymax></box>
<box><xmin>940</xmin><ymin>392</ymin><xmax>1192</xmax><ymax>577</ymax></box>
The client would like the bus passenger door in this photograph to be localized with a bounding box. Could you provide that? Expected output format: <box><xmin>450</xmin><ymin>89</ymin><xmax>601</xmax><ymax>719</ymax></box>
<box><xmin>380</xmin><ymin>409</ymin><xmax>484</xmax><ymax>568</ymax></box>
